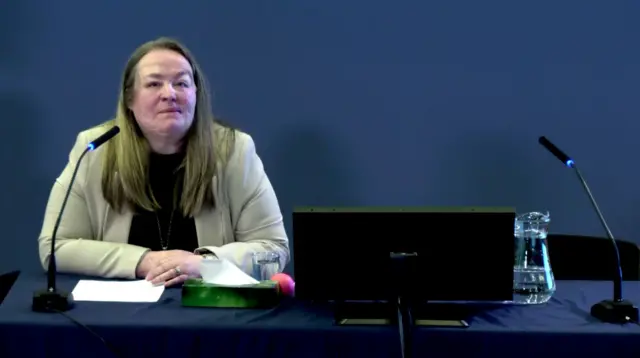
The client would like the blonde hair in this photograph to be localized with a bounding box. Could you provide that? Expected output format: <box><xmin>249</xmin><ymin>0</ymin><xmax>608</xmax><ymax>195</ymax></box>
<box><xmin>101</xmin><ymin>37</ymin><xmax>234</xmax><ymax>217</ymax></box>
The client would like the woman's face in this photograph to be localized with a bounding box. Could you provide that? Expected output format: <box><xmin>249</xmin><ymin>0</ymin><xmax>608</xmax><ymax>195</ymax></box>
<box><xmin>128</xmin><ymin>49</ymin><xmax>197</xmax><ymax>152</ymax></box>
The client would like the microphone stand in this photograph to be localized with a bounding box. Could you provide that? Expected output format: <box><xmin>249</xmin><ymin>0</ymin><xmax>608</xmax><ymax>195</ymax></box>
<box><xmin>31</xmin><ymin>148</ymin><xmax>91</xmax><ymax>312</ymax></box>
<box><xmin>571</xmin><ymin>164</ymin><xmax>639</xmax><ymax>323</ymax></box>
<box><xmin>32</xmin><ymin>126</ymin><xmax>120</xmax><ymax>313</ymax></box>
<box><xmin>572</xmin><ymin>164</ymin><xmax>622</xmax><ymax>300</ymax></box>
<box><xmin>538</xmin><ymin>136</ymin><xmax>638</xmax><ymax>323</ymax></box>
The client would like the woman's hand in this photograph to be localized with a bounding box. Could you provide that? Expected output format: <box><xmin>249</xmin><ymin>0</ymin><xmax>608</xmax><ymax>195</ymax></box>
<box><xmin>144</xmin><ymin>250</ymin><xmax>203</xmax><ymax>287</ymax></box>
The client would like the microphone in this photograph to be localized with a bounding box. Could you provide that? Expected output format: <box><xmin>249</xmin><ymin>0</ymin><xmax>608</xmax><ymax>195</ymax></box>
<box><xmin>32</xmin><ymin>126</ymin><xmax>121</xmax><ymax>312</ymax></box>
<box><xmin>538</xmin><ymin>136</ymin><xmax>638</xmax><ymax>324</ymax></box>
<box><xmin>87</xmin><ymin>126</ymin><xmax>120</xmax><ymax>150</ymax></box>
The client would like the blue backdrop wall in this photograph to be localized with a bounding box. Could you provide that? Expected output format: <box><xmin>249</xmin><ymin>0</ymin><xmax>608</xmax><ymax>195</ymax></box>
<box><xmin>1</xmin><ymin>1</ymin><xmax>639</xmax><ymax>275</ymax></box>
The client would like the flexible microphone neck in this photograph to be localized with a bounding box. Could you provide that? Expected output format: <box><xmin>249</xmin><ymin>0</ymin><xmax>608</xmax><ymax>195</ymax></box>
<box><xmin>569</xmin><ymin>163</ymin><xmax>622</xmax><ymax>301</ymax></box>
<box><xmin>33</xmin><ymin>125</ymin><xmax>120</xmax><ymax>313</ymax></box>
<box><xmin>46</xmin><ymin>147</ymin><xmax>90</xmax><ymax>292</ymax></box>
<box><xmin>538</xmin><ymin>136</ymin><xmax>637</xmax><ymax>323</ymax></box>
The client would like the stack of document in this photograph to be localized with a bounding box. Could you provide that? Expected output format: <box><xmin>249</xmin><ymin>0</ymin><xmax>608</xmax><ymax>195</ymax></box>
<box><xmin>71</xmin><ymin>280</ymin><xmax>165</xmax><ymax>303</ymax></box>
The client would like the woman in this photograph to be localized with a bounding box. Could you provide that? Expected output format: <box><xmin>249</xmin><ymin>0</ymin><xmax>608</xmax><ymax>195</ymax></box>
<box><xmin>37</xmin><ymin>37</ymin><xmax>289</xmax><ymax>287</ymax></box>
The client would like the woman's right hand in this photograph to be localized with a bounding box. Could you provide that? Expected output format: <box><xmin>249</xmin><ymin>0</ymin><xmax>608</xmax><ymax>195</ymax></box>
<box><xmin>135</xmin><ymin>251</ymin><xmax>167</xmax><ymax>278</ymax></box>
<box><xmin>135</xmin><ymin>250</ymin><xmax>198</xmax><ymax>281</ymax></box>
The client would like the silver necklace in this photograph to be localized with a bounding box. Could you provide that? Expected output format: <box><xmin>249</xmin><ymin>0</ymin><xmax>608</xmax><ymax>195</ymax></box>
<box><xmin>156</xmin><ymin>211</ymin><xmax>175</xmax><ymax>250</ymax></box>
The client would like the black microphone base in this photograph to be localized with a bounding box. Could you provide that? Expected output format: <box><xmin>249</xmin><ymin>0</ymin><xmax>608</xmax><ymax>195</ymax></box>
<box><xmin>32</xmin><ymin>289</ymin><xmax>75</xmax><ymax>312</ymax></box>
<box><xmin>590</xmin><ymin>299</ymin><xmax>639</xmax><ymax>324</ymax></box>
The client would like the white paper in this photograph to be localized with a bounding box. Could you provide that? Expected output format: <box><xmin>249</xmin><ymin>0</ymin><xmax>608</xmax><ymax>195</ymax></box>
<box><xmin>71</xmin><ymin>279</ymin><xmax>165</xmax><ymax>302</ymax></box>
<box><xmin>200</xmin><ymin>259</ymin><xmax>259</xmax><ymax>286</ymax></box>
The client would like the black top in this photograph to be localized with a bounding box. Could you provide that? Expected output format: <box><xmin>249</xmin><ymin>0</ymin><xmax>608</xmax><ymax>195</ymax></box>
<box><xmin>128</xmin><ymin>152</ymin><xmax>199</xmax><ymax>252</ymax></box>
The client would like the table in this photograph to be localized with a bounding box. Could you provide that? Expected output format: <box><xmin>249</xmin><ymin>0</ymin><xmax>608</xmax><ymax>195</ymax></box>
<box><xmin>1</xmin><ymin>274</ymin><xmax>639</xmax><ymax>358</ymax></box>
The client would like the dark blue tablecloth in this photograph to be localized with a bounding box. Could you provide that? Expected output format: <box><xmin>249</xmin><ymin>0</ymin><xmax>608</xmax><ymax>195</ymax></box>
<box><xmin>1</xmin><ymin>274</ymin><xmax>639</xmax><ymax>358</ymax></box>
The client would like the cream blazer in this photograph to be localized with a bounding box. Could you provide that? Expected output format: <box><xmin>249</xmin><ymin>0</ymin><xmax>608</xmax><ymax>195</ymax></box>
<box><xmin>38</xmin><ymin>125</ymin><xmax>290</xmax><ymax>279</ymax></box>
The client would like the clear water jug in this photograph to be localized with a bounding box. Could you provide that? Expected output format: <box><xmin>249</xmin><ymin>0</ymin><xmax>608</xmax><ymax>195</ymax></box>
<box><xmin>513</xmin><ymin>211</ymin><xmax>556</xmax><ymax>304</ymax></box>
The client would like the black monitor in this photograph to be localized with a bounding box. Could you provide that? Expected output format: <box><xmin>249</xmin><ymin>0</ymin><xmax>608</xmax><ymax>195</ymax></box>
<box><xmin>292</xmin><ymin>207</ymin><xmax>515</xmax><ymax>305</ymax></box>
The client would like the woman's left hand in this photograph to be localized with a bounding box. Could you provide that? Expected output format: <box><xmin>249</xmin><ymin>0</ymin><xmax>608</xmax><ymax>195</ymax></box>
<box><xmin>146</xmin><ymin>250</ymin><xmax>203</xmax><ymax>287</ymax></box>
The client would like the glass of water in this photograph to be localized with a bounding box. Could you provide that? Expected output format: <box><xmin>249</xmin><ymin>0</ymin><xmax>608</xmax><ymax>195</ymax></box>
<box><xmin>513</xmin><ymin>211</ymin><xmax>556</xmax><ymax>304</ymax></box>
<box><xmin>252</xmin><ymin>251</ymin><xmax>281</xmax><ymax>281</ymax></box>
